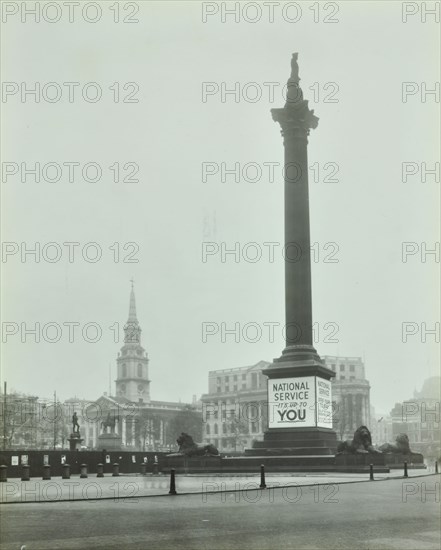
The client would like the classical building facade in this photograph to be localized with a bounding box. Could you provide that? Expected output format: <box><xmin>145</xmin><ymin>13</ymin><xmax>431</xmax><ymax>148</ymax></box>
<box><xmin>83</xmin><ymin>284</ymin><xmax>202</xmax><ymax>451</ymax></box>
<box><xmin>200</xmin><ymin>361</ymin><xmax>270</xmax><ymax>453</ymax></box>
<box><xmin>390</xmin><ymin>376</ymin><xmax>440</xmax><ymax>459</ymax></box>
<box><xmin>319</xmin><ymin>356</ymin><xmax>371</xmax><ymax>441</ymax></box>
<box><xmin>201</xmin><ymin>355</ymin><xmax>372</xmax><ymax>451</ymax></box>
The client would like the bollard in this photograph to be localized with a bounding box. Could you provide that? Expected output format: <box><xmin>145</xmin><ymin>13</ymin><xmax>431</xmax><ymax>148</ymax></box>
<box><xmin>97</xmin><ymin>463</ymin><xmax>104</xmax><ymax>478</ymax></box>
<box><xmin>112</xmin><ymin>463</ymin><xmax>119</xmax><ymax>477</ymax></box>
<box><xmin>403</xmin><ymin>461</ymin><xmax>408</xmax><ymax>478</ymax></box>
<box><xmin>369</xmin><ymin>464</ymin><xmax>374</xmax><ymax>481</ymax></box>
<box><xmin>169</xmin><ymin>469</ymin><xmax>177</xmax><ymax>495</ymax></box>
<box><xmin>80</xmin><ymin>464</ymin><xmax>88</xmax><ymax>479</ymax></box>
<box><xmin>260</xmin><ymin>464</ymin><xmax>266</xmax><ymax>489</ymax></box>
<box><xmin>436</xmin><ymin>461</ymin><xmax>439</xmax><ymax>474</ymax></box>
<box><xmin>0</xmin><ymin>465</ymin><xmax>7</xmax><ymax>482</ymax></box>
<box><xmin>21</xmin><ymin>464</ymin><xmax>30</xmax><ymax>481</ymax></box>
<box><xmin>43</xmin><ymin>464</ymin><xmax>51</xmax><ymax>480</ymax></box>
<box><xmin>62</xmin><ymin>463</ymin><xmax>70</xmax><ymax>479</ymax></box>
<box><xmin>140</xmin><ymin>463</ymin><xmax>146</xmax><ymax>476</ymax></box>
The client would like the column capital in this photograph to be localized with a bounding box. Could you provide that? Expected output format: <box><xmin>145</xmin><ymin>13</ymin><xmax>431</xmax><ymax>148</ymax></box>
<box><xmin>271</xmin><ymin>105</ymin><xmax>318</xmax><ymax>140</ymax></box>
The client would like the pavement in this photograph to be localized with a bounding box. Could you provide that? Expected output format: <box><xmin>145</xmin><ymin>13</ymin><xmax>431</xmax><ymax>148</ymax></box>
<box><xmin>0</xmin><ymin>473</ymin><xmax>439</xmax><ymax>549</ymax></box>
<box><xmin>0</xmin><ymin>467</ymin><xmax>435</xmax><ymax>503</ymax></box>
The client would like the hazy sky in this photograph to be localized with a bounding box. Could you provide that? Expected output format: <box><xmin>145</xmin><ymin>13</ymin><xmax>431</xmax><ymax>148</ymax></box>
<box><xmin>1</xmin><ymin>1</ymin><xmax>439</xmax><ymax>414</ymax></box>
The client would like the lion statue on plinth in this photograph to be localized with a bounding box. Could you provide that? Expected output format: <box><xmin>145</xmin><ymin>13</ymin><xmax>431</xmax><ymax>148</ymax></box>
<box><xmin>379</xmin><ymin>433</ymin><xmax>412</xmax><ymax>454</ymax></box>
<box><xmin>337</xmin><ymin>425</ymin><xmax>382</xmax><ymax>454</ymax></box>
<box><xmin>168</xmin><ymin>432</ymin><xmax>219</xmax><ymax>457</ymax></box>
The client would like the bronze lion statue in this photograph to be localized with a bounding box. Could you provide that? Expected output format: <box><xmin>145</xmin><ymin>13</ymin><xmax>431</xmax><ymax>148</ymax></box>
<box><xmin>379</xmin><ymin>433</ymin><xmax>412</xmax><ymax>454</ymax></box>
<box><xmin>169</xmin><ymin>432</ymin><xmax>219</xmax><ymax>457</ymax></box>
<box><xmin>337</xmin><ymin>425</ymin><xmax>381</xmax><ymax>454</ymax></box>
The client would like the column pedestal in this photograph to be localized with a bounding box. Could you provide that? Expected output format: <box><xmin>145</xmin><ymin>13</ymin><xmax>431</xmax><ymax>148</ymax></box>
<box><xmin>246</xmin><ymin>358</ymin><xmax>337</xmax><ymax>456</ymax></box>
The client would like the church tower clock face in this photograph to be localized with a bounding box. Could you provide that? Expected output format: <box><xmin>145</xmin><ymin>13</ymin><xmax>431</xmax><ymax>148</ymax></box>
<box><xmin>138</xmin><ymin>384</ymin><xmax>144</xmax><ymax>393</ymax></box>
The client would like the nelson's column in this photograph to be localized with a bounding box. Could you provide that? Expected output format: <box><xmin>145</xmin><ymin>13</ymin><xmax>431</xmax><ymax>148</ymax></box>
<box><xmin>248</xmin><ymin>54</ymin><xmax>337</xmax><ymax>458</ymax></box>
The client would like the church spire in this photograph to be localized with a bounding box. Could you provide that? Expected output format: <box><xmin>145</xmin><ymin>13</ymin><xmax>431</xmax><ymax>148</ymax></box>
<box><xmin>128</xmin><ymin>278</ymin><xmax>138</xmax><ymax>323</ymax></box>
<box><xmin>116</xmin><ymin>280</ymin><xmax>150</xmax><ymax>403</ymax></box>
<box><xmin>124</xmin><ymin>279</ymin><xmax>141</xmax><ymax>344</ymax></box>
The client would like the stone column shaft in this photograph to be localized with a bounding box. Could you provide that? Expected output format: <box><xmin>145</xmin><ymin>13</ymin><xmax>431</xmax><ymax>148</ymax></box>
<box><xmin>283</xmin><ymin>128</ymin><xmax>313</xmax><ymax>346</ymax></box>
<box><xmin>271</xmin><ymin>53</ymin><xmax>320</xmax><ymax>362</ymax></box>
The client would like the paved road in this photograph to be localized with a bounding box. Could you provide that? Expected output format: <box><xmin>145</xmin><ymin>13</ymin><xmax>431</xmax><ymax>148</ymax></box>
<box><xmin>1</xmin><ymin>475</ymin><xmax>439</xmax><ymax>549</ymax></box>
<box><xmin>0</xmin><ymin>469</ymin><xmax>430</xmax><ymax>503</ymax></box>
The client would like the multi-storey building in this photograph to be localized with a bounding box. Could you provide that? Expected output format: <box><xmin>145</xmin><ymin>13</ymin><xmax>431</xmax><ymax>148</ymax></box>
<box><xmin>390</xmin><ymin>376</ymin><xmax>440</xmax><ymax>459</ymax></box>
<box><xmin>200</xmin><ymin>360</ymin><xmax>270</xmax><ymax>453</ymax></box>
<box><xmin>321</xmin><ymin>356</ymin><xmax>371</xmax><ymax>441</ymax></box>
<box><xmin>201</xmin><ymin>355</ymin><xmax>372</xmax><ymax>451</ymax></box>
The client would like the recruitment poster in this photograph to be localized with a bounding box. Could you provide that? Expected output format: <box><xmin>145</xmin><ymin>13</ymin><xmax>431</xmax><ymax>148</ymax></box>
<box><xmin>268</xmin><ymin>376</ymin><xmax>316</xmax><ymax>428</ymax></box>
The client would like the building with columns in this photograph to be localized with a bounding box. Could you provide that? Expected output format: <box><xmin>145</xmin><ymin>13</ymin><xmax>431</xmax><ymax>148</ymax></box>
<box><xmin>322</xmin><ymin>356</ymin><xmax>371</xmax><ymax>440</ymax></box>
<box><xmin>201</xmin><ymin>355</ymin><xmax>372</xmax><ymax>451</ymax></box>
<box><xmin>83</xmin><ymin>284</ymin><xmax>202</xmax><ymax>451</ymax></box>
<box><xmin>200</xmin><ymin>361</ymin><xmax>271</xmax><ymax>453</ymax></box>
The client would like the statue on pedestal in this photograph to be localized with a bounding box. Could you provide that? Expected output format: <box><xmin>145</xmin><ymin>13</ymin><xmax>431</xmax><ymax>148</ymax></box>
<box><xmin>72</xmin><ymin>412</ymin><xmax>80</xmax><ymax>436</ymax></box>
<box><xmin>101</xmin><ymin>412</ymin><xmax>117</xmax><ymax>433</ymax></box>
<box><xmin>168</xmin><ymin>432</ymin><xmax>219</xmax><ymax>457</ymax></box>
<box><xmin>379</xmin><ymin>434</ymin><xmax>412</xmax><ymax>454</ymax></box>
<box><xmin>337</xmin><ymin>426</ymin><xmax>382</xmax><ymax>454</ymax></box>
<box><xmin>68</xmin><ymin>412</ymin><xmax>84</xmax><ymax>451</ymax></box>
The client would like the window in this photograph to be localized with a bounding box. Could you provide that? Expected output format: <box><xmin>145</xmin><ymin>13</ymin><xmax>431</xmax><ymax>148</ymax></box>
<box><xmin>242</xmin><ymin>383</ymin><xmax>246</xmax><ymax>389</ymax></box>
<box><xmin>216</xmin><ymin>377</ymin><xmax>221</xmax><ymax>384</ymax></box>
<box><xmin>122</xmin><ymin>364</ymin><xmax>127</xmax><ymax>377</ymax></box>
<box><xmin>217</xmin><ymin>387</ymin><xmax>221</xmax><ymax>393</ymax></box>
<box><xmin>349</xmin><ymin>365</ymin><xmax>355</xmax><ymax>372</ymax></box>
<box><xmin>251</xmin><ymin>373</ymin><xmax>257</xmax><ymax>389</ymax></box>
<box><xmin>214</xmin><ymin>411</ymin><xmax>218</xmax><ymax>420</ymax></box>
<box><xmin>350</xmin><ymin>377</ymin><xmax>355</xmax><ymax>381</ymax></box>
<box><xmin>214</xmin><ymin>424</ymin><xmax>218</xmax><ymax>435</ymax></box>
<box><xmin>331</xmin><ymin>364</ymin><xmax>336</xmax><ymax>371</ymax></box>
<box><xmin>234</xmin><ymin>385</ymin><xmax>237</xmax><ymax>391</ymax></box>
<box><xmin>137</xmin><ymin>364</ymin><xmax>143</xmax><ymax>377</ymax></box>
<box><xmin>339</xmin><ymin>364</ymin><xmax>345</xmax><ymax>371</ymax></box>
<box><xmin>234</xmin><ymin>375</ymin><xmax>237</xmax><ymax>381</ymax></box>
<box><xmin>225</xmin><ymin>386</ymin><xmax>230</xmax><ymax>392</ymax></box>
<box><xmin>221</xmin><ymin>410</ymin><xmax>226</xmax><ymax>421</ymax></box>
<box><xmin>340</xmin><ymin>375</ymin><xmax>345</xmax><ymax>380</ymax></box>
<box><xmin>242</xmin><ymin>374</ymin><xmax>246</xmax><ymax>380</ymax></box>
<box><xmin>222</xmin><ymin>424</ymin><xmax>227</xmax><ymax>434</ymax></box>
<box><xmin>206</xmin><ymin>424</ymin><xmax>210</xmax><ymax>435</ymax></box>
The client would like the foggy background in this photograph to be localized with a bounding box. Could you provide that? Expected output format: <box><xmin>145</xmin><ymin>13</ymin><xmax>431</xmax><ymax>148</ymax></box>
<box><xmin>1</xmin><ymin>1</ymin><xmax>439</xmax><ymax>413</ymax></box>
